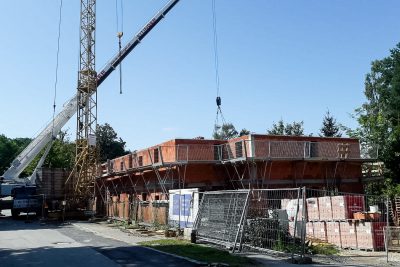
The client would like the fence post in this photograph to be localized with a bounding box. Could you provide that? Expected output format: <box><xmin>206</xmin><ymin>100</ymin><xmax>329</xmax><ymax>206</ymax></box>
<box><xmin>386</xmin><ymin>196</ymin><xmax>390</xmax><ymax>263</ymax></box>
<box><xmin>301</xmin><ymin>186</ymin><xmax>307</xmax><ymax>258</ymax></box>
<box><xmin>232</xmin><ymin>190</ymin><xmax>251</xmax><ymax>253</ymax></box>
<box><xmin>292</xmin><ymin>187</ymin><xmax>302</xmax><ymax>261</ymax></box>
<box><xmin>268</xmin><ymin>141</ymin><xmax>271</xmax><ymax>158</ymax></box>
<box><xmin>193</xmin><ymin>192</ymin><xmax>205</xmax><ymax>231</ymax></box>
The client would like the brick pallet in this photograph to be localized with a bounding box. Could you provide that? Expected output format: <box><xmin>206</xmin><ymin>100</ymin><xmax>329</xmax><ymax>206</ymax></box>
<box><xmin>306</xmin><ymin>222</ymin><xmax>314</xmax><ymax>239</ymax></box>
<box><xmin>326</xmin><ymin>222</ymin><xmax>342</xmax><ymax>247</ymax></box>
<box><xmin>331</xmin><ymin>195</ymin><xmax>365</xmax><ymax>220</ymax></box>
<box><xmin>312</xmin><ymin>221</ymin><xmax>327</xmax><ymax>242</ymax></box>
<box><xmin>356</xmin><ymin>222</ymin><xmax>386</xmax><ymax>251</ymax></box>
<box><xmin>340</xmin><ymin>221</ymin><xmax>357</xmax><ymax>249</ymax></box>
<box><xmin>283</xmin><ymin>195</ymin><xmax>387</xmax><ymax>251</ymax></box>
<box><xmin>281</xmin><ymin>198</ymin><xmax>306</xmax><ymax>221</ymax></box>
<box><xmin>288</xmin><ymin>221</ymin><xmax>314</xmax><ymax>238</ymax></box>
<box><xmin>318</xmin><ymin>196</ymin><xmax>333</xmax><ymax>221</ymax></box>
<box><xmin>306</xmin><ymin>198</ymin><xmax>319</xmax><ymax>221</ymax></box>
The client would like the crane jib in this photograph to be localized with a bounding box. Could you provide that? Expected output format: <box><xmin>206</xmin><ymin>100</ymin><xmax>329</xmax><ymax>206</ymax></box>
<box><xmin>96</xmin><ymin>18</ymin><xmax>157</xmax><ymax>85</ymax></box>
<box><xmin>96</xmin><ymin>0</ymin><xmax>180</xmax><ymax>86</ymax></box>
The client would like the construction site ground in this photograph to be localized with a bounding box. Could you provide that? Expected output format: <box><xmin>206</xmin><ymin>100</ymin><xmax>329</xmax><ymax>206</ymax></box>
<box><xmin>245</xmin><ymin>249</ymin><xmax>400</xmax><ymax>267</ymax></box>
<box><xmin>0</xmin><ymin>210</ymin><xmax>196</xmax><ymax>267</ymax></box>
<box><xmin>1</xmin><ymin>211</ymin><xmax>400</xmax><ymax>267</ymax></box>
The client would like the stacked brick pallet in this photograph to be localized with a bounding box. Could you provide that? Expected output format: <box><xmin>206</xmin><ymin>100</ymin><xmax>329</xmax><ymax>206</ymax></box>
<box><xmin>312</xmin><ymin>221</ymin><xmax>327</xmax><ymax>241</ymax></box>
<box><xmin>356</xmin><ymin>222</ymin><xmax>386</xmax><ymax>250</ymax></box>
<box><xmin>283</xmin><ymin>195</ymin><xmax>386</xmax><ymax>251</ymax></box>
<box><xmin>339</xmin><ymin>221</ymin><xmax>356</xmax><ymax>248</ymax></box>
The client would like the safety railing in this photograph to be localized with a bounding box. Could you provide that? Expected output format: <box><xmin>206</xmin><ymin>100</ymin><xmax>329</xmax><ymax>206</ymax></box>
<box><xmin>248</xmin><ymin>140</ymin><xmax>376</xmax><ymax>160</ymax></box>
<box><xmin>220</xmin><ymin>140</ymin><xmax>247</xmax><ymax>161</ymax></box>
<box><xmin>100</xmin><ymin>140</ymin><xmax>378</xmax><ymax>175</ymax></box>
<box><xmin>186</xmin><ymin>144</ymin><xmax>220</xmax><ymax>162</ymax></box>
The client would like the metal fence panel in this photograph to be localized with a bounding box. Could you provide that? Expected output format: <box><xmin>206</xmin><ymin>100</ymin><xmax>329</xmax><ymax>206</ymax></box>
<box><xmin>241</xmin><ymin>188</ymin><xmax>304</xmax><ymax>255</ymax></box>
<box><xmin>194</xmin><ymin>187</ymin><xmax>392</xmax><ymax>260</ymax></box>
<box><xmin>194</xmin><ymin>190</ymin><xmax>250</xmax><ymax>248</ymax></box>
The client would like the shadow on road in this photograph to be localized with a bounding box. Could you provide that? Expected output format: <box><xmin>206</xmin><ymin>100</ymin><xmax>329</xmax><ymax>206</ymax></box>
<box><xmin>0</xmin><ymin>245</ymin><xmax>198</xmax><ymax>267</ymax></box>
<box><xmin>0</xmin><ymin>214</ymin><xmax>66</xmax><ymax>232</ymax></box>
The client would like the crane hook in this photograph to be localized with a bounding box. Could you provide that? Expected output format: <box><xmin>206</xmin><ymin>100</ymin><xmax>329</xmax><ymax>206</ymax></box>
<box><xmin>216</xmin><ymin>96</ymin><xmax>221</xmax><ymax>107</ymax></box>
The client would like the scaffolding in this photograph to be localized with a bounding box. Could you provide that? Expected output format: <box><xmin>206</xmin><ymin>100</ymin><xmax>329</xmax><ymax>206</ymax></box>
<box><xmin>96</xmin><ymin>138</ymin><xmax>380</xmax><ymax>224</ymax></box>
<box><xmin>218</xmin><ymin>139</ymin><xmax>379</xmax><ymax>191</ymax></box>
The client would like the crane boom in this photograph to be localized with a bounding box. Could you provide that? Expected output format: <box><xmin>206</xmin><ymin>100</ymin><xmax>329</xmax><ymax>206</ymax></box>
<box><xmin>1</xmin><ymin>0</ymin><xmax>180</xmax><ymax>183</ymax></box>
<box><xmin>2</xmin><ymin>96</ymin><xmax>77</xmax><ymax>182</ymax></box>
<box><xmin>97</xmin><ymin>0</ymin><xmax>180</xmax><ymax>85</ymax></box>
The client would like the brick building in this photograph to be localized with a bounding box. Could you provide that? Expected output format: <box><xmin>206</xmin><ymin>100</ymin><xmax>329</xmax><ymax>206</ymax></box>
<box><xmin>95</xmin><ymin>134</ymin><xmax>378</xmax><ymax>223</ymax></box>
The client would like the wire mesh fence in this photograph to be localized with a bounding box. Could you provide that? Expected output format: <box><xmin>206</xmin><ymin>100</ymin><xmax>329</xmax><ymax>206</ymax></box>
<box><xmin>193</xmin><ymin>190</ymin><xmax>250</xmax><ymax>249</ymax></box>
<box><xmin>241</xmin><ymin>188</ymin><xmax>304</xmax><ymax>255</ymax></box>
<box><xmin>193</xmin><ymin>187</ymin><xmax>393</xmax><ymax>260</ymax></box>
<box><xmin>100</xmin><ymin>185</ymin><xmax>399</xmax><ymax>262</ymax></box>
<box><xmin>384</xmin><ymin>226</ymin><xmax>400</xmax><ymax>262</ymax></box>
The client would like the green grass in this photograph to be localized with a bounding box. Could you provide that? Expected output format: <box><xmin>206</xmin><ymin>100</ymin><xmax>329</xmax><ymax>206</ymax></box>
<box><xmin>138</xmin><ymin>239</ymin><xmax>258</xmax><ymax>267</ymax></box>
<box><xmin>309</xmin><ymin>243</ymin><xmax>340</xmax><ymax>255</ymax></box>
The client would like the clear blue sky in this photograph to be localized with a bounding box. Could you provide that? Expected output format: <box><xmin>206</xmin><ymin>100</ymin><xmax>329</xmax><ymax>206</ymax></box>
<box><xmin>0</xmin><ymin>0</ymin><xmax>399</xmax><ymax>151</ymax></box>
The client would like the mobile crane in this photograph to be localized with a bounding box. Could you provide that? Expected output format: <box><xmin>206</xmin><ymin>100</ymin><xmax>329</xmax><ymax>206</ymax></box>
<box><xmin>0</xmin><ymin>0</ymin><xmax>181</xmax><ymax>215</ymax></box>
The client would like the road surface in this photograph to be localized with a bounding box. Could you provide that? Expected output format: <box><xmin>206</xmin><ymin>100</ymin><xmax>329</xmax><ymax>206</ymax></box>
<box><xmin>0</xmin><ymin>214</ymin><xmax>197</xmax><ymax>267</ymax></box>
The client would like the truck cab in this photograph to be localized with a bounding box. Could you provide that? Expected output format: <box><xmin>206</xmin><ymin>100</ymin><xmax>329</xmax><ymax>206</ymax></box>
<box><xmin>11</xmin><ymin>186</ymin><xmax>42</xmax><ymax>218</ymax></box>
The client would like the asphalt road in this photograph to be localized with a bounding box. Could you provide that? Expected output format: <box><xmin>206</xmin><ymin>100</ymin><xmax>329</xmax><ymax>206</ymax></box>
<box><xmin>0</xmin><ymin>214</ymin><xmax>197</xmax><ymax>267</ymax></box>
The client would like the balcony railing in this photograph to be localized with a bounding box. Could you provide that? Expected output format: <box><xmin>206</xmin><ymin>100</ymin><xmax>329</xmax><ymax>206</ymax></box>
<box><xmin>250</xmin><ymin>140</ymin><xmax>376</xmax><ymax>160</ymax></box>
<box><xmin>100</xmin><ymin>140</ymin><xmax>378</xmax><ymax>176</ymax></box>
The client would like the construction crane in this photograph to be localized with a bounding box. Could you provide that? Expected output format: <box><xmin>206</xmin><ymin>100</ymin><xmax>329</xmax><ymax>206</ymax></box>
<box><xmin>72</xmin><ymin>0</ymin><xmax>98</xmax><ymax>205</ymax></box>
<box><xmin>0</xmin><ymin>0</ymin><xmax>181</xmax><ymax>192</ymax></box>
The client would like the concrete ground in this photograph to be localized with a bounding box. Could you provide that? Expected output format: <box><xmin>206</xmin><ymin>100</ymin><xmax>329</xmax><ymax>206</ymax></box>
<box><xmin>245</xmin><ymin>252</ymin><xmax>399</xmax><ymax>267</ymax></box>
<box><xmin>0</xmin><ymin>211</ymin><xmax>197</xmax><ymax>267</ymax></box>
<box><xmin>241</xmin><ymin>243</ymin><xmax>400</xmax><ymax>267</ymax></box>
<box><xmin>1</xmin><ymin>210</ymin><xmax>400</xmax><ymax>267</ymax></box>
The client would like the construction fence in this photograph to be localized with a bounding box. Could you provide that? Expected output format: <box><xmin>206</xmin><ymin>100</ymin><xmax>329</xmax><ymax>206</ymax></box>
<box><xmin>102</xmin><ymin>187</ymin><xmax>400</xmax><ymax>261</ymax></box>
<box><xmin>105</xmin><ymin>189</ymin><xmax>199</xmax><ymax>227</ymax></box>
<box><xmin>193</xmin><ymin>187</ymin><xmax>393</xmax><ymax>259</ymax></box>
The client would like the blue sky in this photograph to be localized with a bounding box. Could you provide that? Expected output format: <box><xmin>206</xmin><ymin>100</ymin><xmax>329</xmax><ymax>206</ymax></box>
<box><xmin>0</xmin><ymin>0</ymin><xmax>399</xmax><ymax>151</ymax></box>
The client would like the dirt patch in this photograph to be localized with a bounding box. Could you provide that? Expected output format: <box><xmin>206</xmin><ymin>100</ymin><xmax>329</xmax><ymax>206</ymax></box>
<box><xmin>312</xmin><ymin>250</ymin><xmax>400</xmax><ymax>266</ymax></box>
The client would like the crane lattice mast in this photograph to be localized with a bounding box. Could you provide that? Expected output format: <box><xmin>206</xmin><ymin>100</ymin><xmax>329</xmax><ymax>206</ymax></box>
<box><xmin>73</xmin><ymin>0</ymin><xmax>97</xmax><ymax>204</ymax></box>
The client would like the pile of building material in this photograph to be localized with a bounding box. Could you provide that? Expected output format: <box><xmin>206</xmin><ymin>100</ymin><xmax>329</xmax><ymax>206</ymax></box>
<box><xmin>283</xmin><ymin>195</ymin><xmax>386</xmax><ymax>251</ymax></box>
<box><xmin>35</xmin><ymin>168</ymin><xmax>71</xmax><ymax>209</ymax></box>
<box><xmin>107</xmin><ymin>192</ymin><xmax>169</xmax><ymax>225</ymax></box>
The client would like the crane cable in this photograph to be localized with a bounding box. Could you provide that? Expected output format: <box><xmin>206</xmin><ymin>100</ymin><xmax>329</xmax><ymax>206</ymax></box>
<box><xmin>115</xmin><ymin>0</ymin><xmax>124</xmax><ymax>94</ymax></box>
<box><xmin>51</xmin><ymin>0</ymin><xmax>64</xmax><ymax>139</ymax></box>
<box><xmin>211</xmin><ymin>0</ymin><xmax>226</xmax><ymax>135</ymax></box>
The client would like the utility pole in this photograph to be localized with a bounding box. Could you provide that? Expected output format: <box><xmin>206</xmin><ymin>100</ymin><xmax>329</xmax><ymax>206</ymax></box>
<box><xmin>73</xmin><ymin>0</ymin><xmax>97</xmax><ymax>208</ymax></box>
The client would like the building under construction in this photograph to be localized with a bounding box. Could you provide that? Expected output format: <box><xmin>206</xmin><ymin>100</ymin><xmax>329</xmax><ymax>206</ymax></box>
<box><xmin>96</xmin><ymin>134</ymin><xmax>380</xmax><ymax>224</ymax></box>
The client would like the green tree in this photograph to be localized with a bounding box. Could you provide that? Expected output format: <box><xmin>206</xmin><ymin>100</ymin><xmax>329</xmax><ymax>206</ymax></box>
<box><xmin>0</xmin><ymin>135</ymin><xmax>19</xmax><ymax>174</ymax></box>
<box><xmin>267</xmin><ymin>120</ymin><xmax>285</xmax><ymax>135</ymax></box>
<box><xmin>0</xmin><ymin>135</ymin><xmax>33</xmax><ymax>175</ymax></box>
<box><xmin>43</xmin><ymin>131</ymin><xmax>75</xmax><ymax>169</ymax></box>
<box><xmin>97</xmin><ymin>123</ymin><xmax>128</xmax><ymax>162</ymax></box>
<box><xmin>267</xmin><ymin>120</ymin><xmax>304</xmax><ymax>136</ymax></box>
<box><xmin>320</xmin><ymin>111</ymin><xmax>342</xmax><ymax>137</ymax></box>
<box><xmin>19</xmin><ymin>131</ymin><xmax>75</xmax><ymax>177</ymax></box>
<box><xmin>213</xmin><ymin>123</ymin><xmax>239</xmax><ymax>140</ymax></box>
<box><xmin>239</xmin><ymin>128</ymin><xmax>250</xmax><ymax>136</ymax></box>
<box><xmin>351</xmin><ymin>43</ymin><xmax>400</xmax><ymax>193</ymax></box>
